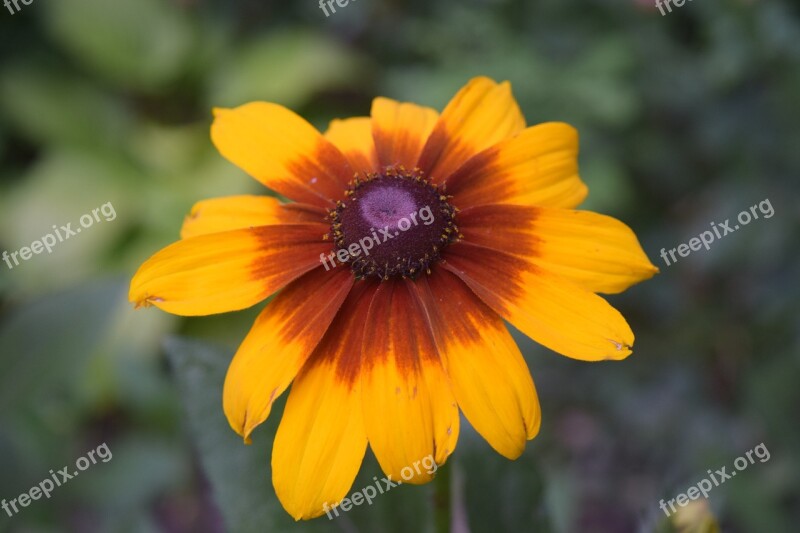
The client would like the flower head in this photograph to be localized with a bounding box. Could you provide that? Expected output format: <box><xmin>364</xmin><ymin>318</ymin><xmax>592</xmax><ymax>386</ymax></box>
<box><xmin>130</xmin><ymin>76</ymin><xmax>658</xmax><ymax>519</ymax></box>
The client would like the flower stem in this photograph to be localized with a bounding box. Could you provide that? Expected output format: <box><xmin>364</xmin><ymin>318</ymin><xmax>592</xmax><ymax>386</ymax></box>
<box><xmin>433</xmin><ymin>461</ymin><xmax>451</xmax><ymax>533</ymax></box>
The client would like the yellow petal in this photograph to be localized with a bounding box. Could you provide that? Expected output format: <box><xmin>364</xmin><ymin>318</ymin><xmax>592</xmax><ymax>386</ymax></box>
<box><xmin>129</xmin><ymin>224</ymin><xmax>329</xmax><ymax>316</ymax></box>
<box><xmin>361</xmin><ymin>280</ymin><xmax>459</xmax><ymax>483</ymax></box>
<box><xmin>223</xmin><ymin>267</ymin><xmax>354</xmax><ymax>443</ymax></box>
<box><xmin>211</xmin><ymin>103</ymin><xmax>352</xmax><ymax>208</ymax></box>
<box><xmin>419</xmin><ymin>76</ymin><xmax>525</xmax><ymax>182</ymax></box>
<box><xmin>271</xmin><ymin>283</ymin><xmax>374</xmax><ymax>520</ymax></box>
<box><xmin>272</xmin><ymin>356</ymin><xmax>367</xmax><ymax>520</ymax></box>
<box><xmin>413</xmin><ymin>270</ymin><xmax>540</xmax><ymax>459</ymax></box>
<box><xmin>370</xmin><ymin>97</ymin><xmax>439</xmax><ymax>170</ymax></box>
<box><xmin>446</xmin><ymin>122</ymin><xmax>588</xmax><ymax>209</ymax></box>
<box><xmin>444</xmin><ymin>242</ymin><xmax>635</xmax><ymax>361</ymax></box>
<box><xmin>180</xmin><ymin>195</ymin><xmax>325</xmax><ymax>239</ymax></box>
<box><xmin>324</xmin><ymin>116</ymin><xmax>380</xmax><ymax>173</ymax></box>
<box><xmin>458</xmin><ymin>204</ymin><xmax>659</xmax><ymax>294</ymax></box>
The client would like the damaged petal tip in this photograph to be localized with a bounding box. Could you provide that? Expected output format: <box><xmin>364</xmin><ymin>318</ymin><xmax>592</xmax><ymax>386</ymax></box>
<box><xmin>608</xmin><ymin>338</ymin><xmax>632</xmax><ymax>351</ymax></box>
<box><xmin>236</xmin><ymin>422</ymin><xmax>253</xmax><ymax>445</ymax></box>
<box><xmin>606</xmin><ymin>339</ymin><xmax>633</xmax><ymax>360</ymax></box>
<box><xmin>241</xmin><ymin>414</ymin><xmax>259</xmax><ymax>445</ymax></box>
<box><xmin>132</xmin><ymin>295</ymin><xmax>164</xmax><ymax>309</ymax></box>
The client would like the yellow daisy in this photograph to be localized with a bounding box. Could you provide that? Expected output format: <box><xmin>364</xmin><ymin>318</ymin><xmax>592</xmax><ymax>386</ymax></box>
<box><xmin>130</xmin><ymin>76</ymin><xmax>658</xmax><ymax>520</ymax></box>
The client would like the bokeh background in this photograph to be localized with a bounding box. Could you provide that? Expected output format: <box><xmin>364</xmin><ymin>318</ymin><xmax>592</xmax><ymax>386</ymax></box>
<box><xmin>0</xmin><ymin>0</ymin><xmax>798</xmax><ymax>532</ymax></box>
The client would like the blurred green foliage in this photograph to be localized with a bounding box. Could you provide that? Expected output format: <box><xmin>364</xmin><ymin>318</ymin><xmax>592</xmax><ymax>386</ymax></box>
<box><xmin>0</xmin><ymin>0</ymin><xmax>798</xmax><ymax>531</ymax></box>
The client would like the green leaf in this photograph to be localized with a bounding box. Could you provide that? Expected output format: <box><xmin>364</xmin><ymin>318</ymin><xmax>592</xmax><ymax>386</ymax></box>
<box><xmin>0</xmin><ymin>151</ymin><xmax>136</xmax><ymax>290</ymax></box>
<box><xmin>0</xmin><ymin>278</ymin><xmax>125</xmax><ymax>413</ymax></box>
<box><xmin>208</xmin><ymin>30</ymin><xmax>361</xmax><ymax>109</ymax></box>
<box><xmin>0</xmin><ymin>279</ymin><xmax>127</xmax><ymax>495</ymax></box>
<box><xmin>0</xmin><ymin>64</ymin><xmax>132</xmax><ymax>151</ymax></box>
<box><xmin>44</xmin><ymin>0</ymin><xmax>195</xmax><ymax>90</ymax></box>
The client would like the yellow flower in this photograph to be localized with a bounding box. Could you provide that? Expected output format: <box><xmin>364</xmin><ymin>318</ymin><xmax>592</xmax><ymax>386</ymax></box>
<box><xmin>130</xmin><ymin>76</ymin><xmax>658</xmax><ymax>519</ymax></box>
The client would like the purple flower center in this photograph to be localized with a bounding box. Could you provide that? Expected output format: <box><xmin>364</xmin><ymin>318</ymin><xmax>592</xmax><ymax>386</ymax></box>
<box><xmin>328</xmin><ymin>167</ymin><xmax>459</xmax><ymax>280</ymax></box>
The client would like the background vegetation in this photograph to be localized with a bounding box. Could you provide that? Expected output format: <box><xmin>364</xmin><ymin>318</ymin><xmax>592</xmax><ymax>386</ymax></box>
<box><xmin>0</xmin><ymin>0</ymin><xmax>798</xmax><ymax>531</ymax></box>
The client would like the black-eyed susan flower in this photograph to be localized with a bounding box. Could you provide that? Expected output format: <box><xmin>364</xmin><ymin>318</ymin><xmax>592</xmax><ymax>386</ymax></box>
<box><xmin>130</xmin><ymin>76</ymin><xmax>658</xmax><ymax>520</ymax></box>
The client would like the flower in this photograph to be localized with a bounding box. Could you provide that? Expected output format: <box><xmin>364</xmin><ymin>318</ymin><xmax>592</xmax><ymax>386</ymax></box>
<box><xmin>129</xmin><ymin>76</ymin><xmax>658</xmax><ymax>520</ymax></box>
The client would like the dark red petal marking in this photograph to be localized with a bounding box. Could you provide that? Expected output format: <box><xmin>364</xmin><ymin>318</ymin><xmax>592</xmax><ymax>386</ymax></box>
<box><xmin>441</xmin><ymin>241</ymin><xmax>537</xmax><ymax>317</ymax></box>
<box><xmin>283</xmin><ymin>141</ymin><xmax>355</xmax><ymax>208</ymax></box>
<box><xmin>249</xmin><ymin>223</ymin><xmax>332</xmax><ymax>289</ymax></box>
<box><xmin>302</xmin><ymin>280</ymin><xmax>377</xmax><ymax>388</ymax></box>
<box><xmin>362</xmin><ymin>279</ymin><xmax>440</xmax><ymax>378</ymax></box>
<box><xmin>456</xmin><ymin>204</ymin><xmax>542</xmax><ymax>258</ymax></box>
